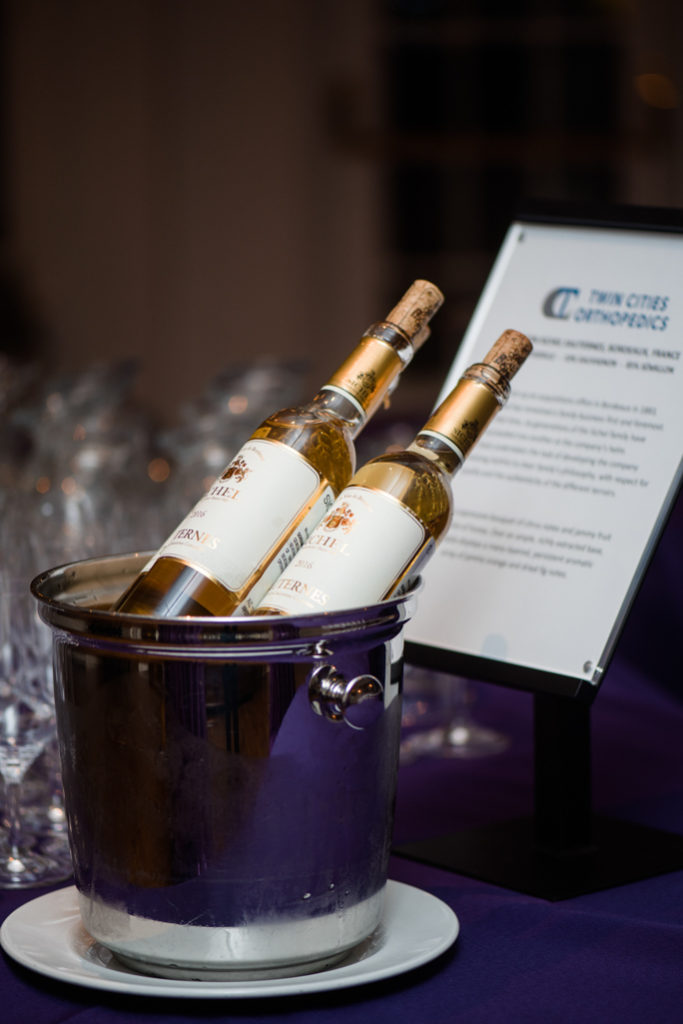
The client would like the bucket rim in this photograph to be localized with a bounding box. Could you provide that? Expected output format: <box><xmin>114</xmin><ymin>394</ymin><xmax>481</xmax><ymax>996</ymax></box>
<box><xmin>30</xmin><ymin>551</ymin><xmax>421</xmax><ymax>657</ymax></box>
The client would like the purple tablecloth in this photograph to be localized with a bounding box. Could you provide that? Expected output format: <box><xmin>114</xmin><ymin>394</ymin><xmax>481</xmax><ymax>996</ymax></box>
<box><xmin>2</xmin><ymin>645</ymin><xmax>683</xmax><ymax>1024</ymax></box>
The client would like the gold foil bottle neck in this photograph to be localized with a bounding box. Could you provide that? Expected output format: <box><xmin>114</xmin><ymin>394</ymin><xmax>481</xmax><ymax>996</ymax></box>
<box><xmin>424</xmin><ymin>329</ymin><xmax>532</xmax><ymax>458</ymax></box>
<box><xmin>424</xmin><ymin>379</ymin><xmax>503</xmax><ymax>458</ymax></box>
<box><xmin>323</xmin><ymin>279</ymin><xmax>444</xmax><ymax>419</ymax></box>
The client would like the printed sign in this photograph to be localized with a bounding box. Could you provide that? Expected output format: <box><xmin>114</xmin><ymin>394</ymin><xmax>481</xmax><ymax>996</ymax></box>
<box><xmin>406</xmin><ymin>214</ymin><xmax>683</xmax><ymax>691</ymax></box>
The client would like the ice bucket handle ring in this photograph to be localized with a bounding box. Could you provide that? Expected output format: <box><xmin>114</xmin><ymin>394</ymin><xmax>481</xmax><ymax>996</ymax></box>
<box><xmin>307</xmin><ymin>664</ymin><xmax>384</xmax><ymax>730</ymax></box>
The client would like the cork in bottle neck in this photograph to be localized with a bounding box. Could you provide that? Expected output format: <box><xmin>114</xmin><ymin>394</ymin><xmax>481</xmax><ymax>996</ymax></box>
<box><xmin>383</xmin><ymin>279</ymin><xmax>444</xmax><ymax>354</ymax></box>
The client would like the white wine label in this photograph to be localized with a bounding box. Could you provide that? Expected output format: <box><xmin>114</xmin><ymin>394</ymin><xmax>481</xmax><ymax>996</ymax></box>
<box><xmin>148</xmin><ymin>439</ymin><xmax>331</xmax><ymax>593</ymax></box>
<box><xmin>260</xmin><ymin>485</ymin><xmax>426</xmax><ymax>615</ymax></box>
<box><xmin>232</xmin><ymin>485</ymin><xmax>334</xmax><ymax>614</ymax></box>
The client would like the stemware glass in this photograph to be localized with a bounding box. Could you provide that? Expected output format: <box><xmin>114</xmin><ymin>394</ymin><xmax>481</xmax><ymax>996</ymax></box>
<box><xmin>0</xmin><ymin>575</ymin><xmax>70</xmax><ymax>887</ymax></box>
<box><xmin>400</xmin><ymin>666</ymin><xmax>509</xmax><ymax>764</ymax></box>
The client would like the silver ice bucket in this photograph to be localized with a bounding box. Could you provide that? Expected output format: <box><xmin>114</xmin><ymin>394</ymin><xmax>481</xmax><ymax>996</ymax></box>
<box><xmin>31</xmin><ymin>552</ymin><xmax>418</xmax><ymax>980</ymax></box>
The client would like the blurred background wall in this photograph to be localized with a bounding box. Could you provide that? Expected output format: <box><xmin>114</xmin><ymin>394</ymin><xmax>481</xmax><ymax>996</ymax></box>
<box><xmin>2</xmin><ymin>0</ymin><xmax>683</xmax><ymax>426</ymax></box>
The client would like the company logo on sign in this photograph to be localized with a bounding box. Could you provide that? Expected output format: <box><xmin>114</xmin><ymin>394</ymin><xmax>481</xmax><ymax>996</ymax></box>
<box><xmin>541</xmin><ymin>286</ymin><xmax>669</xmax><ymax>331</ymax></box>
<box><xmin>542</xmin><ymin>287</ymin><xmax>580</xmax><ymax>319</ymax></box>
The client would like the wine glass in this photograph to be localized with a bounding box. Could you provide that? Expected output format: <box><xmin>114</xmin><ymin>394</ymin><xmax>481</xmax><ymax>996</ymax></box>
<box><xmin>400</xmin><ymin>666</ymin><xmax>509</xmax><ymax>764</ymax></box>
<box><xmin>15</xmin><ymin>600</ymin><xmax>71</xmax><ymax>869</ymax></box>
<box><xmin>0</xmin><ymin>575</ymin><xmax>70</xmax><ymax>887</ymax></box>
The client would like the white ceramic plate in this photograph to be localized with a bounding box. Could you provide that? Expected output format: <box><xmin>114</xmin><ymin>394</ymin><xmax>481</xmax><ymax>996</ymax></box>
<box><xmin>0</xmin><ymin>880</ymin><xmax>458</xmax><ymax>999</ymax></box>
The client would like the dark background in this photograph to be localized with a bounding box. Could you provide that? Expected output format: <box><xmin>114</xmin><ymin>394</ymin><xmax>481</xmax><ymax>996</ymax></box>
<box><xmin>2</xmin><ymin>0</ymin><xmax>682</xmax><ymax>424</ymax></box>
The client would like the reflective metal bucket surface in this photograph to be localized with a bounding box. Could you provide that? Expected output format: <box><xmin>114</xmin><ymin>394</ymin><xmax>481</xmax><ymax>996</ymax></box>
<box><xmin>31</xmin><ymin>553</ymin><xmax>418</xmax><ymax>980</ymax></box>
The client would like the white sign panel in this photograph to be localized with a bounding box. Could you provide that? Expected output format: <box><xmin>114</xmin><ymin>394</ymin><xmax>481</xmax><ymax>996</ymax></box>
<box><xmin>406</xmin><ymin>218</ymin><xmax>683</xmax><ymax>686</ymax></box>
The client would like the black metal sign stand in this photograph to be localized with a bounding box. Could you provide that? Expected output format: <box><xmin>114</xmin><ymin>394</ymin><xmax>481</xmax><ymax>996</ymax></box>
<box><xmin>395</xmin><ymin>689</ymin><xmax>683</xmax><ymax>901</ymax></box>
<box><xmin>395</xmin><ymin>201</ymin><xmax>683</xmax><ymax>900</ymax></box>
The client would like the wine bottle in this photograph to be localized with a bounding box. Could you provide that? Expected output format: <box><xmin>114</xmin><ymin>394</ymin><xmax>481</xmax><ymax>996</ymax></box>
<box><xmin>114</xmin><ymin>280</ymin><xmax>444</xmax><ymax>616</ymax></box>
<box><xmin>254</xmin><ymin>329</ymin><xmax>532</xmax><ymax>617</ymax></box>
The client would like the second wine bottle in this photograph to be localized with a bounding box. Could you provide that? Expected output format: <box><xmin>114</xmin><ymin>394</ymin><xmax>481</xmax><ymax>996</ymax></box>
<box><xmin>254</xmin><ymin>329</ymin><xmax>532</xmax><ymax>617</ymax></box>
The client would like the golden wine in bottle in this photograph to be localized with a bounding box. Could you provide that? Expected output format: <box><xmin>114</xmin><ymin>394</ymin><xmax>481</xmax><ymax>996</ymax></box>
<box><xmin>255</xmin><ymin>329</ymin><xmax>532</xmax><ymax>617</ymax></box>
<box><xmin>114</xmin><ymin>280</ymin><xmax>444</xmax><ymax>616</ymax></box>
